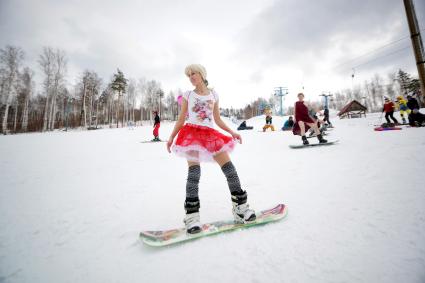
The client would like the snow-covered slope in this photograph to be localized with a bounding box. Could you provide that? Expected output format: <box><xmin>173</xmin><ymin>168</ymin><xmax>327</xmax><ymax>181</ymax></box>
<box><xmin>0</xmin><ymin>112</ymin><xmax>424</xmax><ymax>283</ymax></box>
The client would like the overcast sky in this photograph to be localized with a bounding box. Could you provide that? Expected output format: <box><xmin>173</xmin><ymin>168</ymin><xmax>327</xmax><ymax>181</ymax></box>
<box><xmin>1</xmin><ymin>0</ymin><xmax>424</xmax><ymax>108</ymax></box>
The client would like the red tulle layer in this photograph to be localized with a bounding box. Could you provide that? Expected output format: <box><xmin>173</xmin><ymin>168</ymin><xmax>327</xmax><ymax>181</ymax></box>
<box><xmin>172</xmin><ymin>123</ymin><xmax>235</xmax><ymax>162</ymax></box>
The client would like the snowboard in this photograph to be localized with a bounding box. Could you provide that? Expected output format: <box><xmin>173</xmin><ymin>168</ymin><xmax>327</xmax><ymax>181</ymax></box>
<box><xmin>140</xmin><ymin>203</ymin><xmax>287</xmax><ymax>247</ymax></box>
<box><xmin>306</xmin><ymin>132</ymin><xmax>328</xmax><ymax>139</ymax></box>
<box><xmin>289</xmin><ymin>140</ymin><xmax>339</xmax><ymax>149</ymax></box>
<box><xmin>373</xmin><ymin>127</ymin><xmax>402</xmax><ymax>131</ymax></box>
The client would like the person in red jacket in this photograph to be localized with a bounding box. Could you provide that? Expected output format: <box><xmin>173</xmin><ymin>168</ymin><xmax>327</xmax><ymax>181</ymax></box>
<box><xmin>152</xmin><ymin>111</ymin><xmax>161</xmax><ymax>141</ymax></box>
<box><xmin>292</xmin><ymin>93</ymin><xmax>327</xmax><ymax>145</ymax></box>
<box><xmin>382</xmin><ymin>97</ymin><xmax>399</xmax><ymax>125</ymax></box>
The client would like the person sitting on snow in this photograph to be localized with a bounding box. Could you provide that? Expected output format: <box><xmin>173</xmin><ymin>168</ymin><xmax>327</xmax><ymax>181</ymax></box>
<box><xmin>406</xmin><ymin>95</ymin><xmax>425</xmax><ymax>127</ymax></box>
<box><xmin>263</xmin><ymin>111</ymin><xmax>275</xmax><ymax>132</ymax></box>
<box><xmin>237</xmin><ymin>120</ymin><xmax>253</xmax><ymax>130</ymax></box>
<box><xmin>282</xmin><ymin>116</ymin><xmax>294</xmax><ymax>131</ymax></box>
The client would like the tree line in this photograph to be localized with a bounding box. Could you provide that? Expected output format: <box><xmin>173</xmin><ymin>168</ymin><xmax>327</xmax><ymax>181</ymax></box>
<box><xmin>1</xmin><ymin>44</ymin><xmax>422</xmax><ymax>133</ymax></box>
<box><xmin>0</xmin><ymin>45</ymin><xmax>181</xmax><ymax>134</ymax></box>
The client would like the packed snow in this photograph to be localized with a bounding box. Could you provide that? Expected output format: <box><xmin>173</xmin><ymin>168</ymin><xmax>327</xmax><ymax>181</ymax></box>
<box><xmin>1</xmin><ymin>111</ymin><xmax>425</xmax><ymax>283</ymax></box>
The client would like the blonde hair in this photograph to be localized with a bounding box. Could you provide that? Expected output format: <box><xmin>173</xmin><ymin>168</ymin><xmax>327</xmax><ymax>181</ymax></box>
<box><xmin>184</xmin><ymin>64</ymin><xmax>208</xmax><ymax>86</ymax></box>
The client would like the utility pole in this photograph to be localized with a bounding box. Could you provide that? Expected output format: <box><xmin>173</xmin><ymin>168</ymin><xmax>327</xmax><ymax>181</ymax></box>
<box><xmin>319</xmin><ymin>93</ymin><xmax>333</xmax><ymax>109</ymax></box>
<box><xmin>274</xmin><ymin>87</ymin><xmax>288</xmax><ymax>116</ymax></box>
<box><xmin>403</xmin><ymin>0</ymin><xmax>425</xmax><ymax>100</ymax></box>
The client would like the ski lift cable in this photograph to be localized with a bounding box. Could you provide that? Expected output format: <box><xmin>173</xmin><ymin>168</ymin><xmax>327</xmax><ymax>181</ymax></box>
<box><xmin>332</xmin><ymin>37</ymin><xmax>409</xmax><ymax>70</ymax></box>
<box><xmin>351</xmin><ymin>46</ymin><xmax>411</xmax><ymax>70</ymax></box>
<box><xmin>331</xmin><ymin>28</ymin><xmax>425</xmax><ymax>70</ymax></box>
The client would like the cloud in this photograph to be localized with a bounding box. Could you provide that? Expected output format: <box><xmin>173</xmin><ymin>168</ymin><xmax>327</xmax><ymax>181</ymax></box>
<box><xmin>0</xmin><ymin>0</ymin><xmax>423</xmax><ymax>107</ymax></box>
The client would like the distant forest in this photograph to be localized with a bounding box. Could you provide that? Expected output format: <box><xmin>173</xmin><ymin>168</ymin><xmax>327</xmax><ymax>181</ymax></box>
<box><xmin>0</xmin><ymin>45</ymin><xmax>422</xmax><ymax>134</ymax></box>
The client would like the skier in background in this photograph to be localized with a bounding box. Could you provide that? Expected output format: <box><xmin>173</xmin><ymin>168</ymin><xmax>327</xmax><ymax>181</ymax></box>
<box><xmin>323</xmin><ymin>107</ymin><xmax>333</xmax><ymax>128</ymax></box>
<box><xmin>152</xmin><ymin>111</ymin><xmax>161</xmax><ymax>141</ymax></box>
<box><xmin>382</xmin><ymin>97</ymin><xmax>399</xmax><ymax>125</ymax></box>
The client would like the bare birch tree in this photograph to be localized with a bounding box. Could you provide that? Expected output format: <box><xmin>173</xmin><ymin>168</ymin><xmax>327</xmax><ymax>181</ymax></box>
<box><xmin>38</xmin><ymin>47</ymin><xmax>55</xmax><ymax>131</ymax></box>
<box><xmin>48</xmin><ymin>49</ymin><xmax>67</xmax><ymax>130</ymax></box>
<box><xmin>20</xmin><ymin>67</ymin><xmax>34</xmax><ymax>132</ymax></box>
<box><xmin>0</xmin><ymin>45</ymin><xmax>24</xmax><ymax>134</ymax></box>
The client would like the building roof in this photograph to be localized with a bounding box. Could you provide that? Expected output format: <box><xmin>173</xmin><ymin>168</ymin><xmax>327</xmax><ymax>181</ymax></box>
<box><xmin>338</xmin><ymin>100</ymin><xmax>367</xmax><ymax>116</ymax></box>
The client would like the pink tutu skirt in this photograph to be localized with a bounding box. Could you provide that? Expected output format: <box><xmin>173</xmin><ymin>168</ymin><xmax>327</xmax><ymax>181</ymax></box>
<box><xmin>172</xmin><ymin>123</ymin><xmax>236</xmax><ymax>162</ymax></box>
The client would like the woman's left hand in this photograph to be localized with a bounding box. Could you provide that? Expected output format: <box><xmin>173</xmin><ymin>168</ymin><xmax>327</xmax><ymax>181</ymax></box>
<box><xmin>231</xmin><ymin>131</ymin><xmax>242</xmax><ymax>144</ymax></box>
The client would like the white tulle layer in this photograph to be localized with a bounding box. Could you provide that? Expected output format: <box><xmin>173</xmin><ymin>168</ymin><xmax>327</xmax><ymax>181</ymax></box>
<box><xmin>172</xmin><ymin>141</ymin><xmax>236</xmax><ymax>163</ymax></box>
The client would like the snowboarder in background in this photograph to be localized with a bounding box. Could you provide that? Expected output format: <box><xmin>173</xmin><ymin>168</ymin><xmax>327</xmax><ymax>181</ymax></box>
<box><xmin>263</xmin><ymin>110</ymin><xmax>275</xmax><ymax>132</ymax></box>
<box><xmin>282</xmin><ymin>116</ymin><xmax>294</xmax><ymax>131</ymax></box>
<box><xmin>395</xmin><ymin>95</ymin><xmax>411</xmax><ymax>124</ymax></box>
<box><xmin>382</xmin><ymin>97</ymin><xmax>399</xmax><ymax>126</ymax></box>
<box><xmin>323</xmin><ymin>107</ymin><xmax>333</xmax><ymax>128</ymax></box>
<box><xmin>293</xmin><ymin>93</ymin><xmax>327</xmax><ymax>145</ymax></box>
<box><xmin>152</xmin><ymin>111</ymin><xmax>161</xmax><ymax>141</ymax></box>
<box><xmin>406</xmin><ymin>94</ymin><xmax>425</xmax><ymax>126</ymax></box>
<box><xmin>167</xmin><ymin>64</ymin><xmax>256</xmax><ymax>234</ymax></box>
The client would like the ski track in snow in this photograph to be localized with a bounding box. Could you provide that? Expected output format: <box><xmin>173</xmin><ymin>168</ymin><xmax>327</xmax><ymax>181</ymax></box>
<box><xmin>1</xmin><ymin>112</ymin><xmax>425</xmax><ymax>283</ymax></box>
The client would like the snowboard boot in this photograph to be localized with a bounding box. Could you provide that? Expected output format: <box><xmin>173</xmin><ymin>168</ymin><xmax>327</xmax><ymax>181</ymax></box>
<box><xmin>184</xmin><ymin>197</ymin><xmax>202</xmax><ymax>234</ymax></box>
<box><xmin>231</xmin><ymin>190</ymin><xmax>256</xmax><ymax>224</ymax></box>
<box><xmin>302</xmin><ymin>135</ymin><xmax>309</xmax><ymax>145</ymax></box>
<box><xmin>317</xmin><ymin>134</ymin><xmax>327</xmax><ymax>144</ymax></box>
<box><xmin>402</xmin><ymin>117</ymin><xmax>407</xmax><ymax>124</ymax></box>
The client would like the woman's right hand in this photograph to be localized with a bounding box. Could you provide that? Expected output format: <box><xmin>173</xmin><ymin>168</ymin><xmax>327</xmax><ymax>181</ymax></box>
<box><xmin>167</xmin><ymin>137</ymin><xmax>174</xmax><ymax>153</ymax></box>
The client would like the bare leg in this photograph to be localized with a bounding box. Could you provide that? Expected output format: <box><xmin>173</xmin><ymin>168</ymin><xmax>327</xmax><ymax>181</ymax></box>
<box><xmin>213</xmin><ymin>151</ymin><xmax>231</xmax><ymax>167</ymax></box>
<box><xmin>298</xmin><ymin>121</ymin><xmax>306</xmax><ymax>136</ymax></box>
<box><xmin>305</xmin><ymin>122</ymin><xmax>321</xmax><ymax>135</ymax></box>
<box><xmin>187</xmin><ymin>160</ymin><xmax>200</xmax><ymax>167</ymax></box>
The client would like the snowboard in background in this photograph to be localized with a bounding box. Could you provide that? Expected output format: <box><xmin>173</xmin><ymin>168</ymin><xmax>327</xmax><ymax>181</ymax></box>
<box><xmin>140</xmin><ymin>140</ymin><xmax>166</xmax><ymax>143</ymax></box>
<box><xmin>140</xmin><ymin>203</ymin><xmax>287</xmax><ymax>247</ymax></box>
<box><xmin>289</xmin><ymin>140</ymin><xmax>339</xmax><ymax>149</ymax></box>
<box><xmin>374</xmin><ymin>127</ymin><xmax>402</xmax><ymax>131</ymax></box>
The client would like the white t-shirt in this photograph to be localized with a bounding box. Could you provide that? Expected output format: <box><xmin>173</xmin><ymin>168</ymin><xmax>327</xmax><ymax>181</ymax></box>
<box><xmin>183</xmin><ymin>89</ymin><xmax>219</xmax><ymax>128</ymax></box>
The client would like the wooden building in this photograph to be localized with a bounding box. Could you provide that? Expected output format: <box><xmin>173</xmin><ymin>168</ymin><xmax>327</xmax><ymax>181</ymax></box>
<box><xmin>338</xmin><ymin>100</ymin><xmax>367</xmax><ymax>119</ymax></box>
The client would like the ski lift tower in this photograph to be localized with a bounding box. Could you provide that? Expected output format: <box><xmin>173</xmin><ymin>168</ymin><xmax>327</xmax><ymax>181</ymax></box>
<box><xmin>274</xmin><ymin>87</ymin><xmax>288</xmax><ymax>116</ymax></box>
<box><xmin>319</xmin><ymin>93</ymin><xmax>333</xmax><ymax>109</ymax></box>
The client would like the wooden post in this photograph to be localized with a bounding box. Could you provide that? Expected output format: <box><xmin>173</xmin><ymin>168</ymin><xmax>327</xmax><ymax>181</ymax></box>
<box><xmin>403</xmin><ymin>0</ymin><xmax>425</xmax><ymax>101</ymax></box>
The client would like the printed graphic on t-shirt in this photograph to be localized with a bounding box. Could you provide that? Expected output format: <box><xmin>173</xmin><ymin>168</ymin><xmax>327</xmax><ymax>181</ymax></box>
<box><xmin>192</xmin><ymin>98</ymin><xmax>214</xmax><ymax>123</ymax></box>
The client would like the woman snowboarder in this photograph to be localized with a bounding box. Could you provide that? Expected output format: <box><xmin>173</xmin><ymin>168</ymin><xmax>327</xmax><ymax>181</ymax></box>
<box><xmin>167</xmin><ymin>64</ymin><xmax>256</xmax><ymax>234</ymax></box>
<box><xmin>292</xmin><ymin>93</ymin><xmax>327</xmax><ymax>145</ymax></box>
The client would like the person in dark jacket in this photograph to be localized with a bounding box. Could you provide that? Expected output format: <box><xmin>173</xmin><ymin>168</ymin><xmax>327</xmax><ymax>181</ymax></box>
<box><xmin>323</xmin><ymin>107</ymin><xmax>332</xmax><ymax>127</ymax></box>
<box><xmin>237</xmin><ymin>120</ymin><xmax>253</xmax><ymax>130</ymax></box>
<box><xmin>153</xmin><ymin>111</ymin><xmax>161</xmax><ymax>141</ymax></box>
<box><xmin>382</xmin><ymin>97</ymin><xmax>399</xmax><ymax>124</ymax></box>
<box><xmin>406</xmin><ymin>95</ymin><xmax>425</xmax><ymax>126</ymax></box>
<box><xmin>282</xmin><ymin>116</ymin><xmax>294</xmax><ymax>131</ymax></box>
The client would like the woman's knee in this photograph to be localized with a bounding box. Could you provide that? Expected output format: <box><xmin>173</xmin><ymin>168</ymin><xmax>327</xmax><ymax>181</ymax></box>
<box><xmin>214</xmin><ymin>152</ymin><xmax>231</xmax><ymax>166</ymax></box>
